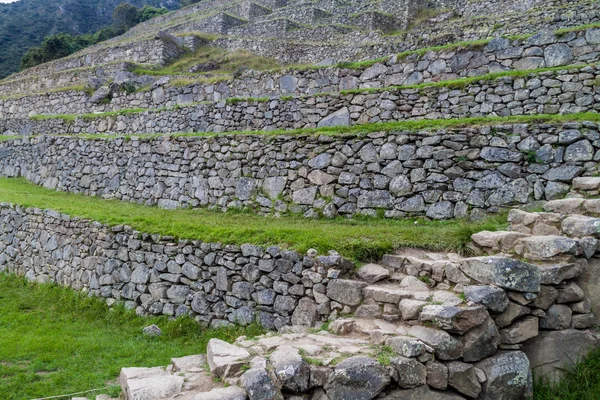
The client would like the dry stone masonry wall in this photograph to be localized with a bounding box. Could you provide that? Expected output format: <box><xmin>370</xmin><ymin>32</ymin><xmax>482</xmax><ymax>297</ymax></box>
<box><xmin>2</xmin><ymin>194</ymin><xmax>600</xmax><ymax>399</ymax></box>
<box><xmin>2</xmin><ymin>27</ymin><xmax>600</xmax><ymax>119</ymax></box>
<box><xmin>1</xmin><ymin>123</ymin><xmax>600</xmax><ymax>220</ymax></box>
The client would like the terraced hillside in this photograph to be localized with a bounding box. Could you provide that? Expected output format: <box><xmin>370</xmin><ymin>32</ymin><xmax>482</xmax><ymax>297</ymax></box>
<box><xmin>1</xmin><ymin>0</ymin><xmax>600</xmax><ymax>399</ymax></box>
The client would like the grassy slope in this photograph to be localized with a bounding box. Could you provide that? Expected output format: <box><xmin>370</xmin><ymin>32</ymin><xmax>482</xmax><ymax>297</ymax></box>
<box><xmin>0</xmin><ymin>178</ymin><xmax>507</xmax><ymax>261</ymax></box>
<box><xmin>0</xmin><ymin>274</ymin><xmax>263</xmax><ymax>400</ymax></box>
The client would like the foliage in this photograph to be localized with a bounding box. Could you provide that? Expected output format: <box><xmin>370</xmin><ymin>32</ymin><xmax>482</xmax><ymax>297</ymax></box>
<box><xmin>0</xmin><ymin>0</ymin><xmax>179</xmax><ymax>79</ymax></box>
<box><xmin>0</xmin><ymin>178</ymin><xmax>507</xmax><ymax>262</ymax></box>
<box><xmin>0</xmin><ymin>273</ymin><xmax>264</xmax><ymax>400</ymax></box>
<box><xmin>113</xmin><ymin>3</ymin><xmax>143</xmax><ymax>29</ymax></box>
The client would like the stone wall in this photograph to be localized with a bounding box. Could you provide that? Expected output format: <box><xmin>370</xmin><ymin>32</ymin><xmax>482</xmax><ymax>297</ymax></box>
<box><xmin>2</xmin><ymin>27</ymin><xmax>598</xmax><ymax>119</ymax></box>
<box><xmin>1</xmin><ymin>123</ymin><xmax>599</xmax><ymax>219</ymax></box>
<box><xmin>0</xmin><ymin>203</ymin><xmax>350</xmax><ymax>329</ymax></box>
<box><xmin>2</xmin><ymin>62</ymin><xmax>599</xmax><ymax>136</ymax></box>
<box><xmin>2</xmin><ymin>201</ymin><xmax>600</xmax><ymax>399</ymax></box>
<box><xmin>1</xmin><ymin>0</ymin><xmax>596</xmax><ymax>98</ymax></box>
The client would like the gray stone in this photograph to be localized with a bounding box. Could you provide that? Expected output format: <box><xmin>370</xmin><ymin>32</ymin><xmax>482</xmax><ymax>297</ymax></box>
<box><xmin>447</xmin><ymin>361</ymin><xmax>481</xmax><ymax>398</ymax></box>
<box><xmin>391</xmin><ymin>356</ymin><xmax>427</xmax><ymax>388</ymax></box>
<box><xmin>461</xmin><ymin>317</ymin><xmax>501</xmax><ymax>362</ymax></box>
<box><xmin>206</xmin><ymin>339</ymin><xmax>250</xmax><ymax>378</ymax></box>
<box><xmin>463</xmin><ymin>286</ymin><xmax>509</xmax><ymax>313</ymax></box>
<box><xmin>325</xmin><ymin>356</ymin><xmax>390</xmax><ymax>400</ymax></box>
<box><xmin>270</xmin><ymin>347</ymin><xmax>310</xmax><ymax>393</ymax></box>
<box><xmin>475</xmin><ymin>351</ymin><xmax>532</xmax><ymax>400</ymax></box>
<box><xmin>544</xmin><ymin>43</ymin><xmax>573</xmax><ymax>67</ymax></box>
<box><xmin>523</xmin><ymin>329</ymin><xmax>599</xmax><ymax>383</ymax></box>
<box><xmin>458</xmin><ymin>257</ymin><xmax>541</xmax><ymax>292</ymax></box>
<box><xmin>357</xmin><ymin>264</ymin><xmax>390</xmax><ymax>283</ymax></box>
<box><xmin>326</xmin><ymin>279</ymin><xmax>367</xmax><ymax>306</ymax></box>
<box><xmin>379</xmin><ymin>385</ymin><xmax>465</xmax><ymax>399</ymax></box>
<box><xmin>499</xmin><ymin>316</ymin><xmax>539</xmax><ymax>344</ymax></box>
<box><xmin>419</xmin><ymin>305</ymin><xmax>488</xmax><ymax>334</ymax></box>
<box><xmin>291</xmin><ymin>298</ymin><xmax>318</xmax><ymax>327</ymax></box>
<box><xmin>194</xmin><ymin>386</ymin><xmax>247</xmax><ymax>400</ymax></box>
<box><xmin>240</xmin><ymin>368</ymin><xmax>283</xmax><ymax>400</ymax></box>
<box><xmin>318</xmin><ymin>107</ymin><xmax>350</xmax><ymax>128</ymax></box>
<box><xmin>386</xmin><ymin>336</ymin><xmax>426</xmax><ymax>358</ymax></box>
<box><xmin>539</xmin><ymin>304</ymin><xmax>572</xmax><ymax>330</ymax></box>
<box><xmin>408</xmin><ymin>325</ymin><xmax>463</xmax><ymax>361</ymax></box>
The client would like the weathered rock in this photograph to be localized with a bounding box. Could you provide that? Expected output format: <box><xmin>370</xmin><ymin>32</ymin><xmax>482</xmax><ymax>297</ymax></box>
<box><xmin>325</xmin><ymin>356</ymin><xmax>390</xmax><ymax>400</ymax></box>
<box><xmin>458</xmin><ymin>257</ymin><xmax>540</xmax><ymax>292</ymax></box>
<box><xmin>419</xmin><ymin>305</ymin><xmax>489</xmax><ymax>334</ymax></box>
<box><xmin>475</xmin><ymin>351</ymin><xmax>532</xmax><ymax>400</ymax></box>
<box><xmin>291</xmin><ymin>298</ymin><xmax>319</xmax><ymax>327</ymax></box>
<box><xmin>461</xmin><ymin>317</ymin><xmax>501</xmax><ymax>362</ymax></box>
<box><xmin>206</xmin><ymin>339</ymin><xmax>250</xmax><ymax>378</ymax></box>
<box><xmin>426</xmin><ymin>360</ymin><xmax>448</xmax><ymax>390</ymax></box>
<box><xmin>318</xmin><ymin>107</ymin><xmax>350</xmax><ymax>128</ymax></box>
<box><xmin>270</xmin><ymin>346</ymin><xmax>310</xmax><ymax>393</ymax></box>
<box><xmin>523</xmin><ymin>329</ymin><xmax>600</xmax><ymax>383</ymax></box>
<box><xmin>357</xmin><ymin>264</ymin><xmax>391</xmax><ymax>283</ymax></box>
<box><xmin>240</xmin><ymin>367</ymin><xmax>283</xmax><ymax>400</ymax></box>
<box><xmin>386</xmin><ymin>336</ymin><xmax>426</xmax><ymax>358</ymax></box>
<box><xmin>463</xmin><ymin>286</ymin><xmax>509</xmax><ymax>313</ymax></box>
<box><xmin>447</xmin><ymin>361</ymin><xmax>481</xmax><ymax>398</ymax></box>
<box><xmin>126</xmin><ymin>374</ymin><xmax>184</xmax><ymax>400</ymax></box>
<box><xmin>326</xmin><ymin>279</ymin><xmax>367</xmax><ymax>306</ymax></box>
<box><xmin>539</xmin><ymin>304</ymin><xmax>572</xmax><ymax>330</ymax></box>
<box><xmin>380</xmin><ymin>385</ymin><xmax>465</xmax><ymax>399</ymax></box>
<box><xmin>408</xmin><ymin>325</ymin><xmax>464</xmax><ymax>360</ymax></box>
<box><xmin>499</xmin><ymin>316</ymin><xmax>539</xmax><ymax>344</ymax></box>
<box><xmin>391</xmin><ymin>356</ymin><xmax>427</xmax><ymax>388</ymax></box>
<box><xmin>495</xmin><ymin>302</ymin><xmax>531</xmax><ymax>328</ymax></box>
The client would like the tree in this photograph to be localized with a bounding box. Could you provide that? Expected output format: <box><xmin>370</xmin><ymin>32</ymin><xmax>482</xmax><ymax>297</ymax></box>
<box><xmin>181</xmin><ymin>0</ymin><xmax>202</xmax><ymax>6</ymax></box>
<box><xmin>113</xmin><ymin>3</ymin><xmax>139</xmax><ymax>29</ymax></box>
<box><xmin>138</xmin><ymin>6</ymin><xmax>169</xmax><ymax>22</ymax></box>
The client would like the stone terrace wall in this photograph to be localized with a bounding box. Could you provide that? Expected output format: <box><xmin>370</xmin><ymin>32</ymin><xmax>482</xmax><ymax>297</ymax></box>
<box><xmin>214</xmin><ymin>0</ymin><xmax>600</xmax><ymax>66</ymax></box>
<box><xmin>2</xmin><ymin>63</ymin><xmax>599</xmax><ymax>136</ymax></box>
<box><xmin>0</xmin><ymin>0</ymin><xmax>596</xmax><ymax>97</ymax></box>
<box><xmin>1</xmin><ymin>27</ymin><xmax>599</xmax><ymax>118</ymax></box>
<box><xmin>2</xmin><ymin>37</ymin><xmax>185</xmax><ymax>85</ymax></box>
<box><xmin>1</xmin><ymin>123</ymin><xmax>599</xmax><ymax>219</ymax></box>
<box><xmin>0</xmin><ymin>204</ymin><xmax>352</xmax><ymax>329</ymax></box>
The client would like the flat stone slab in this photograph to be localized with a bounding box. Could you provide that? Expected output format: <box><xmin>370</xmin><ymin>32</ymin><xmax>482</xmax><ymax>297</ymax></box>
<box><xmin>458</xmin><ymin>256</ymin><xmax>541</xmax><ymax>292</ymax></box>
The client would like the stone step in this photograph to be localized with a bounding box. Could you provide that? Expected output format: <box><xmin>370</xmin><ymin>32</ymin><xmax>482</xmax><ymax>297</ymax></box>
<box><xmin>572</xmin><ymin>177</ymin><xmax>600</xmax><ymax>191</ymax></box>
<box><xmin>544</xmin><ymin>198</ymin><xmax>600</xmax><ymax>217</ymax></box>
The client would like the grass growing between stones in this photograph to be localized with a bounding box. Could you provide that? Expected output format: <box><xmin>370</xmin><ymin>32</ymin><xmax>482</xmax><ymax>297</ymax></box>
<box><xmin>534</xmin><ymin>347</ymin><xmax>600</xmax><ymax>400</ymax></box>
<box><xmin>0</xmin><ymin>178</ymin><xmax>507</xmax><ymax>261</ymax></box>
<box><xmin>0</xmin><ymin>273</ymin><xmax>264</xmax><ymax>400</ymax></box>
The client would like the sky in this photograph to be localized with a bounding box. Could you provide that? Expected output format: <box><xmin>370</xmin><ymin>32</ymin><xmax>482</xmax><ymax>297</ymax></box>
<box><xmin>0</xmin><ymin>0</ymin><xmax>20</xmax><ymax>3</ymax></box>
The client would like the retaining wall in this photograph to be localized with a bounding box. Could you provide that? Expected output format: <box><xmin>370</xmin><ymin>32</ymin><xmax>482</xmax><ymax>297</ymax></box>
<box><xmin>2</xmin><ymin>27</ymin><xmax>599</xmax><ymax>118</ymax></box>
<box><xmin>1</xmin><ymin>123</ymin><xmax>599</xmax><ymax>219</ymax></box>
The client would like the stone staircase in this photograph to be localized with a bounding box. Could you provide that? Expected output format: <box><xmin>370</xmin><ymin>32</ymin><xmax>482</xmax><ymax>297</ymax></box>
<box><xmin>110</xmin><ymin>196</ymin><xmax>600</xmax><ymax>399</ymax></box>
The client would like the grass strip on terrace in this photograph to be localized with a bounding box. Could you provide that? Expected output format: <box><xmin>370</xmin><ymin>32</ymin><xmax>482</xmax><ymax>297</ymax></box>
<box><xmin>10</xmin><ymin>112</ymin><xmax>600</xmax><ymax>143</ymax></box>
<box><xmin>26</xmin><ymin>61</ymin><xmax>599</xmax><ymax>123</ymax></box>
<box><xmin>0</xmin><ymin>273</ymin><xmax>264</xmax><ymax>400</ymax></box>
<box><xmin>0</xmin><ymin>178</ymin><xmax>507</xmax><ymax>261</ymax></box>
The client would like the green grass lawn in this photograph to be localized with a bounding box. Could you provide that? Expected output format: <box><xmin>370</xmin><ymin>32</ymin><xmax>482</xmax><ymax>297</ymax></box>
<box><xmin>0</xmin><ymin>178</ymin><xmax>507</xmax><ymax>261</ymax></box>
<box><xmin>0</xmin><ymin>274</ymin><xmax>264</xmax><ymax>400</ymax></box>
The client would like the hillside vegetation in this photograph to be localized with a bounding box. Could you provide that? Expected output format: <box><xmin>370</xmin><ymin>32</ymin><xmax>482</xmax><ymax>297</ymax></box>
<box><xmin>0</xmin><ymin>0</ymin><xmax>180</xmax><ymax>79</ymax></box>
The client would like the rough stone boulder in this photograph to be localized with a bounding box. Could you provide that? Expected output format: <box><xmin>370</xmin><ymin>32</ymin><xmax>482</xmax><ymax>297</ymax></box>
<box><xmin>458</xmin><ymin>257</ymin><xmax>541</xmax><ymax>292</ymax></box>
<box><xmin>419</xmin><ymin>305</ymin><xmax>489</xmax><ymax>334</ymax></box>
<box><xmin>325</xmin><ymin>356</ymin><xmax>390</xmax><ymax>400</ymax></box>
<box><xmin>206</xmin><ymin>338</ymin><xmax>250</xmax><ymax>378</ymax></box>
<box><xmin>463</xmin><ymin>286</ymin><xmax>509</xmax><ymax>313</ymax></box>
<box><xmin>357</xmin><ymin>263</ymin><xmax>391</xmax><ymax>283</ymax></box>
<box><xmin>326</xmin><ymin>279</ymin><xmax>368</xmax><ymax>306</ymax></box>
<box><xmin>475</xmin><ymin>351</ymin><xmax>533</xmax><ymax>400</ymax></box>
<box><xmin>408</xmin><ymin>325</ymin><xmax>464</xmax><ymax>361</ymax></box>
<box><xmin>269</xmin><ymin>346</ymin><xmax>310</xmax><ymax>393</ymax></box>
<box><xmin>522</xmin><ymin>329</ymin><xmax>600</xmax><ymax>383</ymax></box>
<box><xmin>317</xmin><ymin>107</ymin><xmax>351</xmax><ymax>128</ymax></box>
<box><xmin>240</xmin><ymin>367</ymin><xmax>283</xmax><ymax>400</ymax></box>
